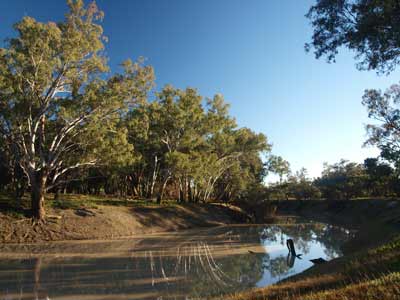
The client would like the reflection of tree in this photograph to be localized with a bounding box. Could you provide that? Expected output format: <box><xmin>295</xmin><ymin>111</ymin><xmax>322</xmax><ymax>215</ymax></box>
<box><xmin>314</xmin><ymin>225</ymin><xmax>354</xmax><ymax>259</ymax></box>
<box><xmin>31</xmin><ymin>257</ymin><xmax>51</xmax><ymax>300</ymax></box>
<box><xmin>259</xmin><ymin>223</ymin><xmax>352</xmax><ymax>259</ymax></box>
<box><xmin>0</xmin><ymin>224</ymin><xmax>353</xmax><ymax>300</ymax></box>
<box><xmin>139</xmin><ymin>241</ymin><xmax>265</xmax><ymax>298</ymax></box>
<box><xmin>33</xmin><ymin>257</ymin><xmax>42</xmax><ymax>299</ymax></box>
<box><xmin>279</xmin><ymin>224</ymin><xmax>314</xmax><ymax>254</ymax></box>
<box><xmin>255</xmin><ymin>222</ymin><xmax>353</xmax><ymax>286</ymax></box>
<box><xmin>262</xmin><ymin>255</ymin><xmax>292</xmax><ymax>279</ymax></box>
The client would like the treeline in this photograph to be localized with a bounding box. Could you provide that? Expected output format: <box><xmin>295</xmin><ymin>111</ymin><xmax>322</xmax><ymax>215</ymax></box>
<box><xmin>266</xmin><ymin>158</ymin><xmax>400</xmax><ymax>201</ymax></box>
<box><xmin>72</xmin><ymin>87</ymin><xmax>269</xmax><ymax>203</ymax></box>
<box><xmin>0</xmin><ymin>84</ymin><xmax>270</xmax><ymax>204</ymax></box>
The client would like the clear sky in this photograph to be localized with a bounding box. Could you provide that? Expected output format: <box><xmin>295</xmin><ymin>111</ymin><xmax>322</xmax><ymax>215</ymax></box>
<box><xmin>1</xmin><ymin>0</ymin><xmax>400</xmax><ymax>179</ymax></box>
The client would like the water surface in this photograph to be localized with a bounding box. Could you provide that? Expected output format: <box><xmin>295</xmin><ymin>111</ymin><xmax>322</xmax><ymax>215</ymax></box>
<box><xmin>0</xmin><ymin>222</ymin><xmax>353</xmax><ymax>300</ymax></box>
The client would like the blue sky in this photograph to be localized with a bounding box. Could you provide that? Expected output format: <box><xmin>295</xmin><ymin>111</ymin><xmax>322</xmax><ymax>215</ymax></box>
<box><xmin>1</xmin><ymin>0</ymin><xmax>399</xmax><ymax>179</ymax></box>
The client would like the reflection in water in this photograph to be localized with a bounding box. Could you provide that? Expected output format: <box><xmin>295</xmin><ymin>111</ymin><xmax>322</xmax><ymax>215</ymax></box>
<box><xmin>287</xmin><ymin>253</ymin><xmax>296</xmax><ymax>268</ymax></box>
<box><xmin>0</xmin><ymin>223</ymin><xmax>354</xmax><ymax>300</ymax></box>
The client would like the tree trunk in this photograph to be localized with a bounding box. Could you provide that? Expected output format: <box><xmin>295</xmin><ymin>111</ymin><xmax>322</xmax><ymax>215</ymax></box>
<box><xmin>157</xmin><ymin>176</ymin><xmax>170</xmax><ymax>204</ymax></box>
<box><xmin>187</xmin><ymin>179</ymin><xmax>192</xmax><ymax>202</ymax></box>
<box><xmin>178</xmin><ymin>179</ymin><xmax>185</xmax><ymax>203</ymax></box>
<box><xmin>148</xmin><ymin>156</ymin><xmax>159</xmax><ymax>199</ymax></box>
<box><xmin>31</xmin><ymin>171</ymin><xmax>46</xmax><ymax>220</ymax></box>
<box><xmin>54</xmin><ymin>187</ymin><xmax>60</xmax><ymax>201</ymax></box>
<box><xmin>179</xmin><ymin>189</ymin><xmax>185</xmax><ymax>203</ymax></box>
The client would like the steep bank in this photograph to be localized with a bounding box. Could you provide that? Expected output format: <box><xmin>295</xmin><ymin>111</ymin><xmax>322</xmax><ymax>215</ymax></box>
<box><xmin>271</xmin><ymin>199</ymin><xmax>400</xmax><ymax>226</ymax></box>
<box><xmin>0</xmin><ymin>203</ymin><xmax>248</xmax><ymax>243</ymax></box>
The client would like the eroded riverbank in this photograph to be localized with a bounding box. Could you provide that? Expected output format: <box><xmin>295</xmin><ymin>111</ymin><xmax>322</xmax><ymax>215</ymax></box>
<box><xmin>0</xmin><ymin>203</ymin><xmax>249</xmax><ymax>243</ymax></box>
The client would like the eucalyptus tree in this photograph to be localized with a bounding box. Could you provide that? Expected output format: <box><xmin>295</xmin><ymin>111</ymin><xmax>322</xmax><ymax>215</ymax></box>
<box><xmin>0</xmin><ymin>0</ymin><xmax>154</xmax><ymax>219</ymax></box>
<box><xmin>364</xmin><ymin>158</ymin><xmax>395</xmax><ymax>197</ymax></box>
<box><xmin>124</xmin><ymin>101</ymin><xmax>156</xmax><ymax>198</ymax></box>
<box><xmin>362</xmin><ymin>84</ymin><xmax>400</xmax><ymax>170</ymax></box>
<box><xmin>124</xmin><ymin>86</ymin><xmax>205</xmax><ymax>201</ymax></box>
<box><xmin>158</xmin><ymin>86</ymin><xmax>207</xmax><ymax>202</ymax></box>
<box><xmin>266</xmin><ymin>155</ymin><xmax>290</xmax><ymax>183</ymax></box>
<box><xmin>124</xmin><ymin>86</ymin><xmax>270</xmax><ymax>203</ymax></box>
<box><xmin>306</xmin><ymin>0</ymin><xmax>400</xmax><ymax>74</ymax></box>
<box><xmin>212</xmin><ymin>128</ymin><xmax>270</xmax><ymax>203</ymax></box>
<box><xmin>189</xmin><ymin>96</ymin><xmax>269</xmax><ymax>203</ymax></box>
<box><xmin>286</xmin><ymin>168</ymin><xmax>321</xmax><ymax>200</ymax></box>
<box><xmin>315</xmin><ymin>160</ymin><xmax>367</xmax><ymax>200</ymax></box>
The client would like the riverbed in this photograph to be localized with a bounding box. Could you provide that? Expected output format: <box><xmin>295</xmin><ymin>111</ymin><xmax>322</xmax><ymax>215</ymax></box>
<box><xmin>0</xmin><ymin>222</ymin><xmax>354</xmax><ymax>300</ymax></box>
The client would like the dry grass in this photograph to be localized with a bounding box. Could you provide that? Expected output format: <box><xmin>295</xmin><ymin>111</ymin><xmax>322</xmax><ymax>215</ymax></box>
<box><xmin>0</xmin><ymin>192</ymin><xmax>179</xmax><ymax>215</ymax></box>
<box><xmin>227</xmin><ymin>234</ymin><xmax>400</xmax><ymax>300</ymax></box>
<box><xmin>300</xmin><ymin>272</ymin><xmax>400</xmax><ymax>300</ymax></box>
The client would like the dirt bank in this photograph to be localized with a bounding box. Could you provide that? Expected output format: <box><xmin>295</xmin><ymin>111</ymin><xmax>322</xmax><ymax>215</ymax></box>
<box><xmin>0</xmin><ymin>203</ymin><xmax>248</xmax><ymax>243</ymax></box>
<box><xmin>272</xmin><ymin>199</ymin><xmax>400</xmax><ymax>227</ymax></box>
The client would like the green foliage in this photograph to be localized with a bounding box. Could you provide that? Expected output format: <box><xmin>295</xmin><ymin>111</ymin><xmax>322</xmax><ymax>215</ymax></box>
<box><xmin>362</xmin><ymin>84</ymin><xmax>400</xmax><ymax>170</ymax></box>
<box><xmin>305</xmin><ymin>0</ymin><xmax>400</xmax><ymax>200</ymax></box>
<box><xmin>0</xmin><ymin>0</ymin><xmax>155</xmax><ymax>218</ymax></box>
<box><xmin>306</xmin><ymin>0</ymin><xmax>400</xmax><ymax>74</ymax></box>
<box><xmin>266</xmin><ymin>155</ymin><xmax>290</xmax><ymax>183</ymax></box>
<box><xmin>267</xmin><ymin>158</ymin><xmax>400</xmax><ymax>201</ymax></box>
<box><xmin>364</xmin><ymin>158</ymin><xmax>396</xmax><ymax>196</ymax></box>
<box><xmin>266</xmin><ymin>168</ymin><xmax>321</xmax><ymax>201</ymax></box>
<box><xmin>0</xmin><ymin>0</ymin><xmax>271</xmax><ymax>211</ymax></box>
<box><xmin>124</xmin><ymin>85</ymin><xmax>271</xmax><ymax>203</ymax></box>
<box><xmin>315</xmin><ymin>160</ymin><xmax>367</xmax><ymax>200</ymax></box>
<box><xmin>287</xmin><ymin>168</ymin><xmax>322</xmax><ymax>200</ymax></box>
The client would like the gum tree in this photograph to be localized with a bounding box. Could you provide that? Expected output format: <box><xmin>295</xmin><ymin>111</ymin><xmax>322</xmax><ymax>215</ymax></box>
<box><xmin>306</xmin><ymin>0</ymin><xmax>400</xmax><ymax>74</ymax></box>
<box><xmin>0</xmin><ymin>0</ymin><xmax>154</xmax><ymax>219</ymax></box>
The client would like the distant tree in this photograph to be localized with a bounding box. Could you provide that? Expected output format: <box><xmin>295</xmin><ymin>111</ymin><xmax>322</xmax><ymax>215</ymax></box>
<box><xmin>267</xmin><ymin>158</ymin><xmax>398</xmax><ymax>201</ymax></box>
<box><xmin>315</xmin><ymin>160</ymin><xmax>367</xmax><ymax>200</ymax></box>
<box><xmin>266</xmin><ymin>155</ymin><xmax>290</xmax><ymax>183</ymax></box>
<box><xmin>306</xmin><ymin>0</ymin><xmax>400</xmax><ymax>74</ymax></box>
<box><xmin>364</xmin><ymin>158</ymin><xmax>395</xmax><ymax>197</ymax></box>
<box><xmin>287</xmin><ymin>168</ymin><xmax>321</xmax><ymax>200</ymax></box>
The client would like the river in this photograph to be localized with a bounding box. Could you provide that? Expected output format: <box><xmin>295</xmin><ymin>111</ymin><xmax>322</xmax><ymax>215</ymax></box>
<box><xmin>0</xmin><ymin>222</ymin><xmax>354</xmax><ymax>300</ymax></box>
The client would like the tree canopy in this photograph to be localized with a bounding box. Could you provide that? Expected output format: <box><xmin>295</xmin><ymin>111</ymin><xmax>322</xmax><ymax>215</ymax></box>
<box><xmin>306</xmin><ymin>0</ymin><xmax>400</xmax><ymax>74</ymax></box>
<box><xmin>362</xmin><ymin>84</ymin><xmax>400</xmax><ymax>168</ymax></box>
